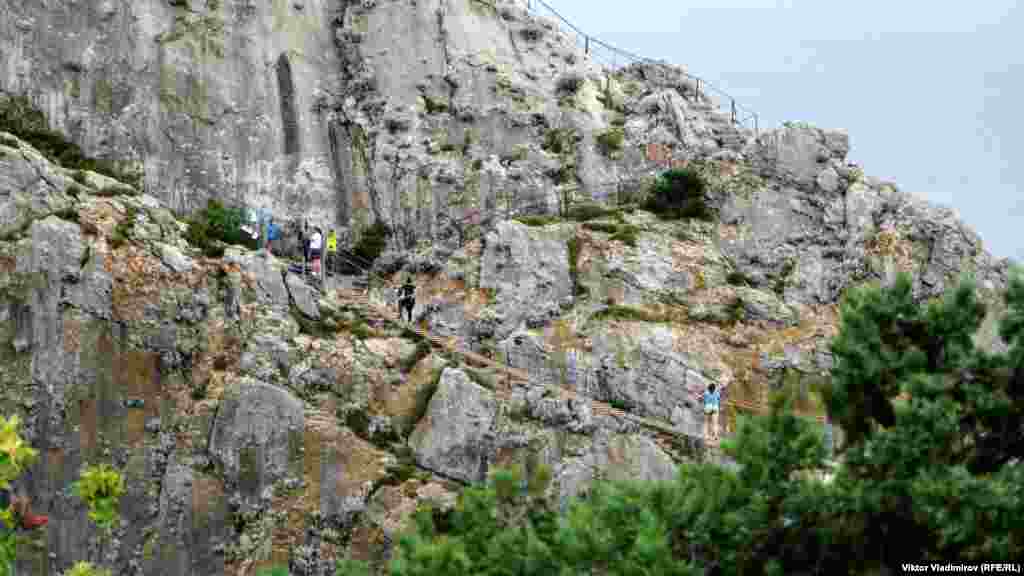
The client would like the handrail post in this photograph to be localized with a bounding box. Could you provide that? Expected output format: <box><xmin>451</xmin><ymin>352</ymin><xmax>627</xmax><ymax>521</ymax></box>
<box><xmin>585</xmin><ymin>35</ymin><xmax>589</xmax><ymax>55</ymax></box>
<box><xmin>731</xmin><ymin>99</ymin><xmax>736</xmax><ymax>125</ymax></box>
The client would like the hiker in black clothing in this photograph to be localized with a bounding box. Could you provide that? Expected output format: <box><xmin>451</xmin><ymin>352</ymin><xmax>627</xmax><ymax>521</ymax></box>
<box><xmin>300</xmin><ymin>221</ymin><xmax>311</xmax><ymax>275</ymax></box>
<box><xmin>398</xmin><ymin>277</ymin><xmax>416</xmax><ymax>322</ymax></box>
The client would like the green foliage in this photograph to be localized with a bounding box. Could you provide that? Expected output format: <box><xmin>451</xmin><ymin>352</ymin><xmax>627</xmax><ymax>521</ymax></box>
<box><xmin>774</xmin><ymin>259</ymin><xmax>795</xmax><ymax>297</ymax></box>
<box><xmin>593</xmin><ymin>305</ymin><xmax>663</xmax><ymax>323</ymax></box>
<box><xmin>63</xmin><ymin>562</ymin><xmax>112</xmax><ymax>576</ymax></box>
<box><xmin>382</xmin><ymin>270</ymin><xmax>1024</xmax><ymax>572</ymax></box>
<box><xmin>335</xmin><ymin>556</ymin><xmax>372</xmax><ymax>576</ymax></box>
<box><xmin>0</xmin><ymin>416</ymin><xmax>39</xmax><ymax>572</ymax></box>
<box><xmin>541</xmin><ymin>128</ymin><xmax>576</xmax><ymax>156</ymax></box>
<box><xmin>422</xmin><ymin>95</ymin><xmax>449</xmax><ymax>115</ymax></box>
<box><xmin>581</xmin><ymin>221</ymin><xmax>640</xmax><ymax>247</ymax></box>
<box><xmin>72</xmin><ymin>463</ymin><xmax>126</xmax><ymax>532</ymax></box>
<box><xmin>353</xmin><ymin>220</ymin><xmax>391</xmax><ymax>266</ymax></box>
<box><xmin>254</xmin><ymin>566</ymin><xmax>289</xmax><ymax>576</ymax></box>
<box><xmin>595</xmin><ymin>128</ymin><xmax>625</xmax><ymax>156</ymax></box>
<box><xmin>184</xmin><ymin>199</ymin><xmax>257</xmax><ymax>258</ymax></box>
<box><xmin>53</xmin><ymin>207</ymin><xmax>79</xmax><ymax>223</ymax></box>
<box><xmin>108</xmin><ymin>205</ymin><xmax>137</xmax><ymax>249</ymax></box>
<box><xmin>400</xmin><ymin>339</ymin><xmax>433</xmax><ymax>373</ymax></box>
<box><xmin>514</xmin><ymin>215</ymin><xmax>558</xmax><ymax>227</ymax></box>
<box><xmin>726</xmin><ymin>269</ymin><xmax>752</xmax><ymax>286</ymax></box>
<box><xmin>565</xmin><ymin>202</ymin><xmax>621</xmax><ymax>222</ymax></box>
<box><xmin>566</xmin><ymin>235</ymin><xmax>585</xmax><ymax>298</ymax></box>
<box><xmin>644</xmin><ymin>168</ymin><xmax>712</xmax><ymax>220</ymax></box>
<box><xmin>0</xmin><ymin>94</ymin><xmax>142</xmax><ymax>188</ymax></box>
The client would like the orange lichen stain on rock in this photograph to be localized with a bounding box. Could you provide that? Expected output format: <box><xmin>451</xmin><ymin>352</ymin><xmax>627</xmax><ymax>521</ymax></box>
<box><xmin>190</xmin><ymin>473</ymin><xmax>226</xmax><ymax>532</ymax></box>
<box><xmin>78</xmin><ymin>397</ymin><xmax>98</xmax><ymax>457</ymax></box>
<box><xmin>78</xmin><ymin>199</ymin><xmax>121</xmax><ymax>240</ymax></box>
<box><xmin>61</xmin><ymin>314</ymin><xmax>83</xmax><ymax>355</ymax></box>
<box><xmin>267</xmin><ymin>416</ymin><xmax>390</xmax><ymax>565</ymax></box>
<box><xmin>119</xmin><ymin>349</ymin><xmax>159</xmax><ymax>446</ymax></box>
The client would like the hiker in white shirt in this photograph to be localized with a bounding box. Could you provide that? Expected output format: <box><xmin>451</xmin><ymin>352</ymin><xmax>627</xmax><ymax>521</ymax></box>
<box><xmin>310</xmin><ymin>227</ymin><xmax>324</xmax><ymax>278</ymax></box>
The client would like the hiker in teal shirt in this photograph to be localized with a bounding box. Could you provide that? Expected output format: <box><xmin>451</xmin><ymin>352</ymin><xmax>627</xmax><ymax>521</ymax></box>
<box><xmin>703</xmin><ymin>383</ymin><xmax>721</xmax><ymax>443</ymax></box>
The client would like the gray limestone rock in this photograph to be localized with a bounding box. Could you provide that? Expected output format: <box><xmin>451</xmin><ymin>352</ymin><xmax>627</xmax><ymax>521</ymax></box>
<box><xmin>409</xmin><ymin>368</ymin><xmax>498</xmax><ymax>483</ymax></box>
<box><xmin>285</xmin><ymin>272</ymin><xmax>320</xmax><ymax>319</ymax></box>
<box><xmin>208</xmin><ymin>378</ymin><xmax>305</xmax><ymax>504</ymax></box>
<box><xmin>735</xmin><ymin>286</ymin><xmax>798</xmax><ymax>326</ymax></box>
<box><xmin>750</xmin><ymin>124</ymin><xmax>851</xmax><ymax>189</ymax></box>
<box><xmin>157</xmin><ymin>242</ymin><xmax>195</xmax><ymax>274</ymax></box>
<box><xmin>478</xmin><ymin>221</ymin><xmax>572</xmax><ymax>337</ymax></box>
<box><xmin>556</xmin><ymin>430</ymin><xmax>676</xmax><ymax>507</ymax></box>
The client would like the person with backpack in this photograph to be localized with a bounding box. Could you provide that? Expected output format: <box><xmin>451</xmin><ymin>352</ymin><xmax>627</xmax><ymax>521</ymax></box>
<box><xmin>0</xmin><ymin>488</ymin><xmax>48</xmax><ymax>531</ymax></box>
<box><xmin>398</xmin><ymin>277</ymin><xmax>416</xmax><ymax>323</ymax></box>
<box><xmin>703</xmin><ymin>383</ymin><xmax>721</xmax><ymax>443</ymax></box>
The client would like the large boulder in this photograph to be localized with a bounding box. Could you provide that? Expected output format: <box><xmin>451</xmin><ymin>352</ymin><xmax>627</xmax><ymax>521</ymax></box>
<box><xmin>208</xmin><ymin>378</ymin><xmax>305</xmax><ymax>503</ymax></box>
<box><xmin>478</xmin><ymin>221</ymin><xmax>572</xmax><ymax>336</ymax></box>
<box><xmin>409</xmin><ymin>368</ymin><xmax>499</xmax><ymax>483</ymax></box>
<box><xmin>586</xmin><ymin>325</ymin><xmax>714</xmax><ymax>425</ymax></box>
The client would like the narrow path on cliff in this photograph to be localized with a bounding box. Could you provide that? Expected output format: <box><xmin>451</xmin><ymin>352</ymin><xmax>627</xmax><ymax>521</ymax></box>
<box><xmin>328</xmin><ymin>284</ymin><xmax>827</xmax><ymax>463</ymax></box>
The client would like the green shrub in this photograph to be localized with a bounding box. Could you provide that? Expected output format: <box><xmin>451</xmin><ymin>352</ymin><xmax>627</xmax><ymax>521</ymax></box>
<box><xmin>0</xmin><ymin>94</ymin><xmax>142</xmax><ymax>189</ymax></box>
<box><xmin>63</xmin><ymin>562</ymin><xmax>112</xmax><ymax>576</ymax></box>
<box><xmin>595</xmin><ymin>128</ymin><xmax>624</xmax><ymax>156</ymax></box>
<box><xmin>581</xmin><ymin>222</ymin><xmax>640</xmax><ymax>247</ymax></box>
<box><xmin>644</xmin><ymin>168</ymin><xmax>712</xmax><ymax>220</ymax></box>
<box><xmin>422</xmin><ymin>94</ymin><xmax>449</xmax><ymax>114</ymax></box>
<box><xmin>54</xmin><ymin>207</ymin><xmax>80</xmax><ymax>222</ymax></box>
<box><xmin>254</xmin><ymin>566</ymin><xmax>289</xmax><ymax>576</ymax></box>
<box><xmin>582</xmin><ymin>222</ymin><xmax>617</xmax><ymax>234</ymax></box>
<box><xmin>542</xmin><ymin>128</ymin><xmax>576</xmax><ymax>155</ymax></box>
<box><xmin>184</xmin><ymin>199</ymin><xmax>257</xmax><ymax>258</ymax></box>
<box><xmin>109</xmin><ymin>205</ymin><xmax>138</xmax><ymax>249</ymax></box>
<box><xmin>400</xmin><ymin>339</ymin><xmax>433</xmax><ymax>373</ymax></box>
<box><xmin>566</xmin><ymin>203</ymin><xmax>618</xmax><ymax>222</ymax></box>
<box><xmin>352</xmin><ymin>220</ymin><xmax>390</xmax><ymax>265</ymax></box>
<box><xmin>727</xmin><ymin>270</ymin><xmax>751</xmax><ymax>286</ymax></box>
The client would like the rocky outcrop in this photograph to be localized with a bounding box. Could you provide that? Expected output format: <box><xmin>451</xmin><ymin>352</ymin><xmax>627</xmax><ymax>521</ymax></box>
<box><xmin>208</xmin><ymin>378</ymin><xmax>305</xmax><ymax>504</ymax></box>
<box><xmin>409</xmin><ymin>367</ymin><xmax>499</xmax><ymax>483</ymax></box>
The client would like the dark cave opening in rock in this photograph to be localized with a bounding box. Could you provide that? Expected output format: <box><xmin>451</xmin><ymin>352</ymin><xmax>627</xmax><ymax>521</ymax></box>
<box><xmin>276</xmin><ymin>53</ymin><xmax>300</xmax><ymax>158</ymax></box>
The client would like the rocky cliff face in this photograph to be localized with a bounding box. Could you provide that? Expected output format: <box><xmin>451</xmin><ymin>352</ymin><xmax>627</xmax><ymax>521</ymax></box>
<box><xmin>1</xmin><ymin>1</ymin><xmax>1018</xmax><ymax>575</ymax></box>
<box><xmin>2</xmin><ymin>0</ymin><xmax>749</xmax><ymax>243</ymax></box>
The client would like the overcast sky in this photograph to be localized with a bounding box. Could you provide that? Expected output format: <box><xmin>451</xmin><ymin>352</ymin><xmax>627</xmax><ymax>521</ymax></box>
<box><xmin>543</xmin><ymin>0</ymin><xmax>1023</xmax><ymax>264</ymax></box>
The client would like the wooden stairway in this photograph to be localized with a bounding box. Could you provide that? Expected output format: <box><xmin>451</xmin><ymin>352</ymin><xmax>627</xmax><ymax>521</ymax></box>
<box><xmin>324</xmin><ymin>271</ymin><xmax>831</xmax><ymax>462</ymax></box>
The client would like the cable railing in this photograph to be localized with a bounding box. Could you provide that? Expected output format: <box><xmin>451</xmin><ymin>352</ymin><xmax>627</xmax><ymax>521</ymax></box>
<box><xmin>521</xmin><ymin>0</ymin><xmax>760</xmax><ymax>136</ymax></box>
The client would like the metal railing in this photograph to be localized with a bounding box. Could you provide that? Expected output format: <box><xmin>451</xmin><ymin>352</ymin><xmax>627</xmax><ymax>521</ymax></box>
<box><xmin>522</xmin><ymin>0</ymin><xmax>760</xmax><ymax>136</ymax></box>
